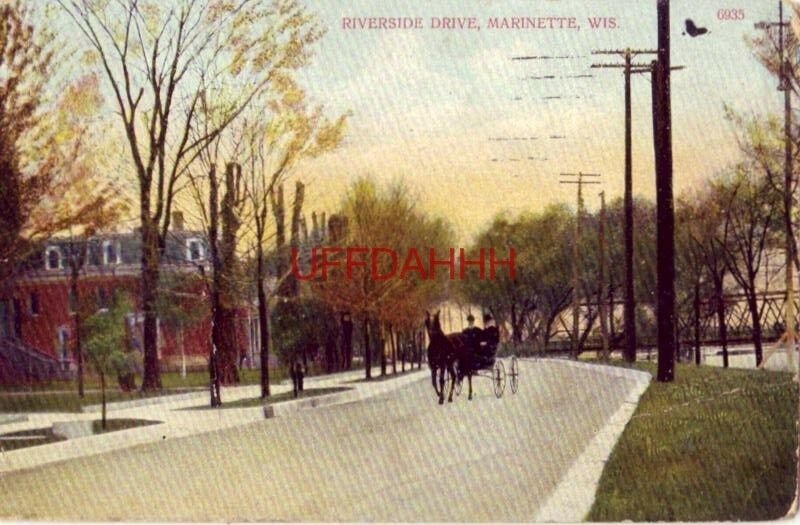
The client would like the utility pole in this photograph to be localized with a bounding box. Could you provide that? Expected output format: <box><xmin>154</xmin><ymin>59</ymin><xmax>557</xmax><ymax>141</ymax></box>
<box><xmin>560</xmin><ymin>172</ymin><xmax>602</xmax><ymax>359</ymax></box>
<box><xmin>654</xmin><ymin>0</ymin><xmax>676</xmax><ymax>382</ymax></box>
<box><xmin>756</xmin><ymin>1</ymin><xmax>796</xmax><ymax>371</ymax></box>
<box><xmin>592</xmin><ymin>48</ymin><xmax>658</xmax><ymax>363</ymax></box>
<box><xmin>598</xmin><ymin>190</ymin><xmax>610</xmax><ymax>360</ymax></box>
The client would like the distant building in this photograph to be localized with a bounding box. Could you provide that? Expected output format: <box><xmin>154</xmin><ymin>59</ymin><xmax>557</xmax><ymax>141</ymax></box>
<box><xmin>0</xmin><ymin>222</ymin><xmax>254</xmax><ymax>384</ymax></box>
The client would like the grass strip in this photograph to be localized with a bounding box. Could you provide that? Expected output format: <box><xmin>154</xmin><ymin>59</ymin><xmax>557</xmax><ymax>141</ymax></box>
<box><xmin>588</xmin><ymin>361</ymin><xmax>798</xmax><ymax>521</ymax></box>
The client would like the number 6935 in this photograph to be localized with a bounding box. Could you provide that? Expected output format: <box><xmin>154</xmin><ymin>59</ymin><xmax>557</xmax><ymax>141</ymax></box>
<box><xmin>717</xmin><ymin>8</ymin><xmax>745</xmax><ymax>20</ymax></box>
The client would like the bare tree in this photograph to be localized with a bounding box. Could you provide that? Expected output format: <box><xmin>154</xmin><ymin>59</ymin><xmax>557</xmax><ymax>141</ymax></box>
<box><xmin>714</xmin><ymin>167</ymin><xmax>780</xmax><ymax>366</ymax></box>
<box><xmin>58</xmin><ymin>0</ymin><xmax>326</xmax><ymax>390</ymax></box>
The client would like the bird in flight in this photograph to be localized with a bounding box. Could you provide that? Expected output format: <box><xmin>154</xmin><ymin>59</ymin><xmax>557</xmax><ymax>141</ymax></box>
<box><xmin>683</xmin><ymin>19</ymin><xmax>709</xmax><ymax>37</ymax></box>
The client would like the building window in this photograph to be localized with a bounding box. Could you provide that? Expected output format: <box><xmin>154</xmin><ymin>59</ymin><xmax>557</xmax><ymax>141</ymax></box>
<box><xmin>29</xmin><ymin>292</ymin><xmax>39</xmax><ymax>316</ymax></box>
<box><xmin>103</xmin><ymin>240</ymin><xmax>120</xmax><ymax>265</ymax></box>
<box><xmin>186</xmin><ymin>238</ymin><xmax>205</xmax><ymax>261</ymax></box>
<box><xmin>57</xmin><ymin>326</ymin><xmax>70</xmax><ymax>370</ymax></box>
<box><xmin>88</xmin><ymin>243</ymin><xmax>102</xmax><ymax>266</ymax></box>
<box><xmin>97</xmin><ymin>287</ymin><xmax>109</xmax><ymax>310</ymax></box>
<box><xmin>46</xmin><ymin>247</ymin><xmax>62</xmax><ymax>270</ymax></box>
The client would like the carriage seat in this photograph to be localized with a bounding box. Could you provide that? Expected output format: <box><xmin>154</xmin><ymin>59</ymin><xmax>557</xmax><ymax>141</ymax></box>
<box><xmin>462</xmin><ymin>325</ymin><xmax>499</xmax><ymax>370</ymax></box>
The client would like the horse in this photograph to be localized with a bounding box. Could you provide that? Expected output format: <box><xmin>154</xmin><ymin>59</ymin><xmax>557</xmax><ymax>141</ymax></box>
<box><xmin>424</xmin><ymin>310</ymin><xmax>477</xmax><ymax>403</ymax></box>
<box><xmin>425</xmin><ymin>310</ymin><xmax>453</xmax><ymax>404</ymax></box>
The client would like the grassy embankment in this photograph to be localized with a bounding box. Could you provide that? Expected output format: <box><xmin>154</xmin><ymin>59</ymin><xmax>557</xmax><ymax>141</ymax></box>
<box><xmin>588</xmin><ymin>361</ymin><xmax>798</xmax><ymax>521</ymax></box>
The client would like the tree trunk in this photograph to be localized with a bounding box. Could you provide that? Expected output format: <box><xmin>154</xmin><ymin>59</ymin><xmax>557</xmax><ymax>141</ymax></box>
<box><xmin>214</xmin><ymin>306</ymin><xmax>240</xmax><ymax>384</ymax></box>
<box><xmin>511</xmin><ymin>303</ymin><xmax>523</xmax><ymax>343</ymax></box>
<box><xmin>215</xmin><ymin>163</ymin><xmax>243</xmax><ymax>385</ymax></box>
<box><xmin>388</xmin><ymin>325</ymin><xmax>395</xmax><ymax>375</ymax></box>
<box><xmin>363</xmin><ymin>316</ymin><xmax>371</xmax><ymax>380</ymax></box>
<box><xmin>341</xmin><ymin>314</ymin><xmax>353</xmax><ymax>370</ymax></box>
<box><xmin>715</xmin><ymin>278</ymin><xmax>729</xmax><ymax>368</ymax></box>
<box><xmin>746</xmin><ymin>289</ymin><xmax>764</xmax><ymax>366</ymax></box>
<box><xmin>283</xmin><ymin>181</ymin><xmax>305</xmax><ymax>297</ymax></box>
<box><xmin>257</xmin><ymin>274</ymin><xmax>270</xmax><ymax>397</ymax></box>
<box><xmin>272</xmin><ymin>183</ymin><xmax>286</xmax><ymax>275</ymax></box>
<box><xmin>379</xmin><ymin>323</ymin><xmax>387</xmax><ymax>377</ymax></box>
<box><xmin>693</xmin><ymin>280</ymin><xmax>701</xmax><ymax>366</ymax></box>
<box><xmin>207</xmin><ymin>165</ymin><xmax>222</xmax><ymax>407</ymax></box>
<box><xmin>417</xmin><ymin>330</ymin><xmax>423</xmax><ymax>369</ymax></box>
<box><xmin>140</xmin><ymin>220</ymin><xmax>162</xmax><ymax>391</ymax></box>
<box><xmin>70</xmin><ymin>263</ymin><xmax>84</xmax><ymax>397</ymax></box>
<box><xmin>100</xmin><ymin>371</ymin><xmax>106</xmax><ymax>431</ymax></box>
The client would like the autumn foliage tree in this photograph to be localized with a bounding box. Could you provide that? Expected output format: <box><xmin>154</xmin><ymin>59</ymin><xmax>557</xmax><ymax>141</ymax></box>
<box><xmin>59</xmin><ymin>0</ymin><xmax>328</xmax><ymax>391</ymax></box>
<box><xmin>243</xmin><ymin>96</ymin><xmax>346</xmax><ymax>397</ymax></box>
<box><xmin>0</xmin><ymin>4</ymin><xmax>112</xmax><ymax>292</ymax></box>
<box><xmin>312</xmin><ymin>178</ymin><xmax>453</xmax><ymax>380</ymax></box>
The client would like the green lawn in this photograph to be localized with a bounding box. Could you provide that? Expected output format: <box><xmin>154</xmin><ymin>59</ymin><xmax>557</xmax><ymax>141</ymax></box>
<box><xmin>0</xmin><ymin>389</ymin><xmax>201</xmax><ymax>413</ymax></box>
<box><xmin>183</xmin><ymin>387</ymin><xmax>352</xmax><ymax>410</ymax></box>
<box><xmin>0</xmin><ymin>367</ymin><xmax>289</xmax><ymax>393</ymax></box>
<box><xmin>588</xmin><ymin>361</ymin><xmax>798</xmax><ymax>521</ymax></box>
<box><xmin>0</xmin><ymin>367</ymin><xmax>292</xmax><ymax>413</ymax></box>
<box><xmin>92</xmin><ymin>418</ymin><xmax>160</xmax><ymax>433</ymax></box>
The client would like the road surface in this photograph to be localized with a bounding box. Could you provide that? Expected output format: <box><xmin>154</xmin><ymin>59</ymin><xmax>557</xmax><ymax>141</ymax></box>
<box><xmin>0</xmin><ymin>360</ymin><xmax>644</xmax><ymax>522</ymax></box>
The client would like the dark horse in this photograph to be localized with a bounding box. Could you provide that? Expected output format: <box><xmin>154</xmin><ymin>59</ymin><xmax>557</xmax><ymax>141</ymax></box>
<box><xmin>424</xmin><ymin>310</ymin><xmax>478</xmax><ymax>403</ymax></box>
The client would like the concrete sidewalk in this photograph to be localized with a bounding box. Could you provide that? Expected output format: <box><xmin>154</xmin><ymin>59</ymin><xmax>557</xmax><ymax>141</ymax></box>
<box><xmin>0</xmin><ymin>366</ymin><xmax>428</xmax><ymax>474</ymax></box>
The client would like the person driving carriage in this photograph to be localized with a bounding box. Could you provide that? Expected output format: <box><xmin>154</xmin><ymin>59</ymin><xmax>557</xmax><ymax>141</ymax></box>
<box><xmin>461</xmin><ymin>313</ymin><xmax>500</xmax><ymax>369</ymax></box>
<box><xmin>461</xmin><ymin>314</ymin><xmax>483</xmax><ymax>370</ymax></box>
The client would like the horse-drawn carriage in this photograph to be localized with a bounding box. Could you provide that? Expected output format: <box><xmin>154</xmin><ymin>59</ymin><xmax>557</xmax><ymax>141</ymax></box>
<box><xmin>453</xmin><ymin>351</ymin><xmax>519</xmax><ymax>399</ymax></box>
<box><xmin>425</xmin><ymin>310</ymin><xmax>520</xmax><ymax>403</ymax></box>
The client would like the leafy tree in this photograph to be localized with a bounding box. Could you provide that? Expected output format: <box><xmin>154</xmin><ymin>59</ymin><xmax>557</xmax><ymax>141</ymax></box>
<box><xmin>312</xmin><ymin>178</ymin><xmax>453</xmax><ymax>379</ymax></box>
<box><xmin>83</xmin><ymin>291</ymin><xmax>135</xmax><ymax>430</ymax></box>
<box><xmin>243</xmin><ymin>100</ymin><xmax>346</xmax><ymax>396</ymax></box>
<box><xmin>270</xmin><ymin>296</ymin><xmax>335</xmax><ymax>369</ymax></box>
<box><xmin>461</xmin><ymin>205</ymin><xmax>576</xmax><ymax>351</ymax></box>
<box><xmin>0</xmin><ymin>5</ymin><xmax>112</xmax><ymax>291</ymax></box>
<box><xmin>54</xmin><ymin>74</ymin><xmax>130</xmax><ymax>396</ymax></box>
<box><xmin>677</xmin><ymin>187</ymin><xmax>731</xmax><ymax>366</ymax></box>
<box><xmin>59</xmin><ymin>0</ymin><xmax>327</xmax><ymax>391</ymax></box>
<box><xmin>153</xmin><ymin>270</ymin><xmax>206</xmax><ymax>379</ymax></box>
<box><xmin>714</xmin><ymin>166</ymin><xmax>781</xmax><ymax>366</ymax></box>
<box><xmin>603</xmin><ymin>197</ymin><xmax>658</xmax><ymax>344</ymax></box>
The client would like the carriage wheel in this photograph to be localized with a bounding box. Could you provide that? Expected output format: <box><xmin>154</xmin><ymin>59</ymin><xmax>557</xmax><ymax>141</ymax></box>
<box><xmin>492</xmin><ymin>360</ymin><xmax>506</xmax><ymax>398</ymax></box>
<box><xmin>510</xmin><ymin>356</ymin><xmax>519</xmax><ymax>394</ymax></box>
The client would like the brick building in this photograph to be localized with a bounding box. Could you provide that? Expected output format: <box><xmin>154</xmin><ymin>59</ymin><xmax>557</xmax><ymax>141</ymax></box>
<box><xmin>0</xmin><ymin>223</ymin><xmax>256</xmax><ymax>383</ymax></box>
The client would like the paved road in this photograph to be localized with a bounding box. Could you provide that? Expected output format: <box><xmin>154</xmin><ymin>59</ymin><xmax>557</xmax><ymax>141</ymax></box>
<box><xmin>0</xmin><ymin>360</ymin><xmax>643</xmax><ymax>522</ymax></box>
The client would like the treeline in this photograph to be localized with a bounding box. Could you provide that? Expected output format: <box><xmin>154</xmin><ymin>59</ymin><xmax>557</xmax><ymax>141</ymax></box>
<box><xmin>460</xmin><ymin>111</ymin><xmax>790</xmax><ymax>368</ymax></box>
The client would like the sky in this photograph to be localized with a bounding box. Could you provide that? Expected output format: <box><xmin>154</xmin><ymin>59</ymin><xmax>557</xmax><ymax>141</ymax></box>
<box><xmin>281</xmin><ymin>0</ymin><xmax>782</xmax><ymax>243</ymax></box>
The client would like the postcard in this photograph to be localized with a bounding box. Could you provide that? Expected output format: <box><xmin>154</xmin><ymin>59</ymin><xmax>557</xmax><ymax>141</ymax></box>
<box><xmin>0</xmin><ymin>0</ymin><xmax>797</xmax><ymax>522</ymax></box>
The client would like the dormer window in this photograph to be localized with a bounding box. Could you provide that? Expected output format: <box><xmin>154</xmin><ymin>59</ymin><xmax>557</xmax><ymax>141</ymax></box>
<box><xmin>46</xmin><ymin>246</ymin><xmax>62</xmax><ymax>270</ymax></box>
<box><xmin>186</xmin><ymin>238</ymin><xmax>205</xmax><ymax>261</ymax></box>
<box><xmin>103</xmin><ymin>240</ymin><xmax>121</xmax><ymax>265</ymax></box>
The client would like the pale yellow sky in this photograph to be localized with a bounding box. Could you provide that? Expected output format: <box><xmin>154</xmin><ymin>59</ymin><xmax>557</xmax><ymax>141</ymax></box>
<box><xmin>287</xmin><ymin>0</ymin><xmax>780</xmax><ymax>244</ymax></box>
<box><xmin>55</xmin><ymin>1</ymin><xmax>783</xmax><ymax>245</ymax></box>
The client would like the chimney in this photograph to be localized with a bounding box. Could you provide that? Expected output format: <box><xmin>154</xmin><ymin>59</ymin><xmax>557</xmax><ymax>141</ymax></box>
<box><xmin>172</xmin><ymin>211</ymin><xmax>184</xmax><ymax>231</ymax></box>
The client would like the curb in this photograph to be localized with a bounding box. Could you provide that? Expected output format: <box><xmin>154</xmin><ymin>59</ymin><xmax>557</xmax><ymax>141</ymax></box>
<box><xmin>0</xmin><ymin>414</ymin><xmax>28</xmax><ymax>427</ymax></box>
<box><xmin>532</xmin><ymin>358</ymin><xmax>652</xmax><ymax>523</ymax></box>
<box><xmin>264</xmin><ymin>370</ymin><xmax>428</xmax><ymax>419</ymax></box>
